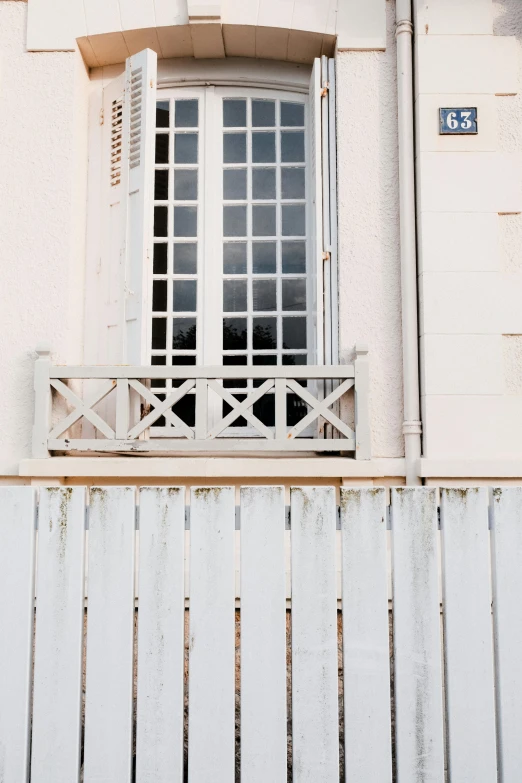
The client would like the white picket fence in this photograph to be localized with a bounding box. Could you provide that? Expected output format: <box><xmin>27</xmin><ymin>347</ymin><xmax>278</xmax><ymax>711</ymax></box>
<box><xmin>0</xmin><ymin>486</ymin><xmax>521</xmax><ymax>782</ymax></box>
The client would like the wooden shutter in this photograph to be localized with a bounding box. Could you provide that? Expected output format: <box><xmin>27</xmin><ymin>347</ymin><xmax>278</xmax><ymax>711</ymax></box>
<box><xmin>309</xmin><ymin>56</ymin><xmax>338</xmax><ymax>368</ymax></box>
<box><xmin>100</xmin><ymin>48</ymin><xmax>157</xmax><ymax>366</ymax></box>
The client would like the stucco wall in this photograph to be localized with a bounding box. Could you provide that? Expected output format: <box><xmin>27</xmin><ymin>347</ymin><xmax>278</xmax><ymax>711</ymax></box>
<box><xmin>337</xmin><ymin>0</ymin><xmax>404</xmax><ymax>459</ymax></box>
<box><xmin>0</xmin><ymin>2</ymin><xmax>89</xmax><ymax>473</ymax></box>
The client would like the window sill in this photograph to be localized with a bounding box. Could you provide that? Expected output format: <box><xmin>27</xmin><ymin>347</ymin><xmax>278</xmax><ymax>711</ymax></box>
<box><xmin>18</xmin><ymin>456</ymin><xmax>406</xmax><ymax>479</ymax></box>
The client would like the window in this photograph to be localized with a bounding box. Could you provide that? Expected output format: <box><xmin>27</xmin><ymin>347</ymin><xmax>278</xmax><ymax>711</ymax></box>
<box><xmin>90</xmin><ymin>51</ymin><xmax>338</xmax><ymax>391</ymax></box>
<box><xmin>151</xmin><ymin>88</ymin><xmax>310</xmax><ymax>374</ymax></box>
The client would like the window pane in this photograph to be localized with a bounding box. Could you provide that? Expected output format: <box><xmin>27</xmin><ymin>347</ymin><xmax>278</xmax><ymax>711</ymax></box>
<box><xmin>281</xmin><ymin>102</ymin><xmax>305</xmax><ymax>127</ymax></box>
<box><xmin>282</xmin><ymin>241</ymin><xmax>306</xmax><ymax>273</ymax></box>
<box><xmin>155</xmin><ymin>133</ymin><xmax>169</xmax><ymax>164</ymax></box>
<box><xmin>152</xmin><ymin>318</ymin><xmax>167</xmax><ymax>349</ymax></box>
<box><xmin>172</xmin><ymin>395</ymin><xmax>195</xmax><ymax>427</ymax></box>
<box><xmin>253</xmin><ymin>317</ymin><xmax>277</xmax><ymax>349</ymax></box>
<box><xmin>174</xmin><ymin>133</ymin><xmax>198</xmax><ymax>164</ymax></box>
<box><xmin>282</xmin><ymin>278</ymin><xmax>306</xmax><ymax>311</ymax></box>
<box><xmin>154</xmin><ymin>206</ymin><xmax>168</xmax><ymax>237</ymax></box>
<box><xmin>281</xmin><ymin>131</ymin><xmax>305</xmax><ymax>163</ymax></box>
<box><xmin>224</xmin><ymin>133</ymin><xmax>247</xmax><ymax>163</ymax></box>
<box><xmin>153</xmin><ymin>280</ymin><xmax>167</xmax><ymax>312</ymax></box>
<box><xmin>253</xmin><ymin>279</ymin><xmax>276</xmax><ymax>311</ymax></box>
<box><xmin>156</xmin><ymin>101</ymin><xmax>170</xmax><ymax>128</ymax></box>
<box><xmin>173</xmin><ymin>280</ymin><xmax>197</xmax><ymax>312</ymax></box>
<box><xmin>252</xmin><ymin>353</ymin><xmax>277</xmax><ymax>388</ymax></box>
<box><xmin>151</xmin><ymin>354</ymin><xmax>166</xmax><ymax>389</ymax></box>
<box><xmin>223</xmin><ymin>318</ymin><xmax>247</xmax><ymax>349</ymax></box>
<box><xmin>223</xmin><ymin>242</ymin><xmax>247</xmax><ymax>274</ymax></box>
<box><xmin>223</xmin><ymin>206</ymin><xmax>247</xmax><ymax>237</ymax></box>
<box><xmin>252</xmin><ymin>132</ymin><xmax>276</xmax><ymax>163</ymax></box>
<box><xmin>223</xmin><ymin>354</ymin><xmax>247</xmax><ymax>388</ymax></box>
<box><xmin>153</xmin><ymin>243</ymin><xmax>168</xmax><ymax>274</ymax></box>
<box><xmin>224</xmin><ymin>169</ymin><xmax>247</xmax><ymax>200</ymax></box>
<box><xmin>155</xmin><ymin>169</ymin><xmax>169</xmax><ymax>200</ymax></box>
<box><xmin>174</xmin><ymin>170</ymin><xmax>198</xmax><ymax>200</ymax></box>
<box><xmin>173</xmin><ymin>243</ymin><xmax>197</xmax><ymax>275</ymax></box>
<box><xmin>223</xmin><ymin>280</ymin><xmax>247</xmax><ymax>312</ymax></box>
<box><xmin>282</xmin><ymin>204</ymin><xmax>305</xmax><ymax>236</ymax></box>
<box><xmin>172</xmin><ymin>318</ymin><xmax>196</xmax><ymax>349</ymax></box>
<box><xmin>252</xmin><ymin>168</ymin><xmax>276</xmax><ymax>200</ymax></box>
<box><xmin>282</xmin><ymin>354</ymin><xmax>307</xmax><ymax>365</ymax></box>
<box><xmin>223</xmin><ymin>99</ymin><xmax>247</xmax><ymax>127</ymax></box>
<box><xmin>175</xmin><ymin>99</ymin><xmax>198</xmax><ymax>128</ymax></box>
<box><xmin>283</xmin><ymin>317</ymin><xmax>307</xmax><ymax>349</ymax></box>
<box><xmin>252</xmin><ymin>100</ymin><xmax>275</xmax><ymax>127</ymax></box>
<box><xmin>253</xmin><ymin>395</ymin><xmax>275</xmax><ymax>426</ymax></box>
<box><xmin>174</xmin><ymin>206</ymin><xmax>197</xmax><ymax>237</ymax></box>
<box><xmin>252</xmin><ymin>242</ymin><xmax>276</xmax><ymax>274</ymax></box>
<box><xmin>252</xmin><ymin>205</ymin><xmax>276</xmax><ymax>236</ymax></box>
<box><xmin>281</xmin><ymin>167</ymin><xmax>305</xmax><ymax>199</ymax></box>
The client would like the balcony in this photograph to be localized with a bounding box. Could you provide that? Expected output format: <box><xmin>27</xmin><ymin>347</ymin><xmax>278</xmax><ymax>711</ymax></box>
<box><xmin>32</xmin><ymin>345</ymin><xmax>370</xmax><ymax>458</ymax></box>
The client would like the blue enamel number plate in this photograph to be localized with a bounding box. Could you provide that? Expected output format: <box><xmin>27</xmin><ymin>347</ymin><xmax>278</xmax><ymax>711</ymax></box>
<box><xmin>439</xmin><ymin>107</ymin><xmax>478</xmax><ymax>135</ymax></box>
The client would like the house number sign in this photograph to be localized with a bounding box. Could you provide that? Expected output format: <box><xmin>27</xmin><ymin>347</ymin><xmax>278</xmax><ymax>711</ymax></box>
<box><xmin>439</xmin><ymin>107</ymin><xmax>478</xmax><ymax>135</ymax></box>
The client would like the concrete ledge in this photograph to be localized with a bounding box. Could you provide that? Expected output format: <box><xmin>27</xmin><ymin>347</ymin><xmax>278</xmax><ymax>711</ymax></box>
<box><xmin>18</xmin><ymin>457</ymin><xmax>406</xmax><ymax>479</ymax></box>
<box><xmin>419</xmin><ymin>459</ymin><xmax>522</xmax><ymax>479</ymax></box>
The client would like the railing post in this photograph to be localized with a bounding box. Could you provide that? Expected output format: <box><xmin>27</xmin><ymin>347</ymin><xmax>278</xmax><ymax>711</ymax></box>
<box><xmin>354</xmin><ymin>343</ymin><xmax>371</xmax><ymax>459</ymax></box>
<box><xmin>32</xmin><ymin>343</ymin><xmax>52</xmax><ymax>458</ymax></box>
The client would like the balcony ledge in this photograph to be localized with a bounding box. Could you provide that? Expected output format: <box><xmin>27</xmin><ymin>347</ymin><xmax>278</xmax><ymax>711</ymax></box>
<box><xmin>18</xmin><ymin>456</ymin><xmax>406</xmax><ymax>479</ymax></box>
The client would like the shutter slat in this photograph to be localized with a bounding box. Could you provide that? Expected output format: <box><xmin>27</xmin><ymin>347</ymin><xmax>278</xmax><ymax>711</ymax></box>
<box><xmin>291</xmin><ymin>487</ymin><xmax>339</xmax><ymax>782</ymax></box>
<box><xmin>31</xmin><ymin>488</ymin><xmax>86</xmax><ymax>783</ymax></box>
<box><xmin>0</xmin><ymin>488</ymin><xmax>36</xmax><ymax>783</ymax></box>
<box><xmin>241</xmin><ymin>486</ymin><xmax>287</xmax><ymax>782</ymax></box>
<box><xmin>136</xmin><ymin>488</ymin><xmax>185</xmax><ymax>783</ymax></box>
<box><xmin>83</xmin><ymin>488</ymin><xmax>135</xmax><ymax>783</ymax></box>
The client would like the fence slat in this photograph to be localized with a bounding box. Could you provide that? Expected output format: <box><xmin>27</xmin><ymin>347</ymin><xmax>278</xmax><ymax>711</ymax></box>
<box><xmin>491</xmin><ymin>487</ymin><xmax>522</xmax><ymax>781</ymax></box>
<box><xmin>0</xmin><ymin>488</ymin><xmax>36</xmax><ymax>783</ymax></box>
<box><xmin>31</xmin><ymin>488</ymin><xmax>86</xmax><ymax>783</ymax></box>
<box><xmin>440</xmin><ymin>487</ymin><xmax>497</xmax><ymax>781</ymax></box>
<box><xmin>391</xmin><ymin>488</ymin><xmax>445</xmax><ymax>782</ymax></box>
<box><xmin>291</xmin><ymin>487</ymin><xmax>339</xmax><ymax>783</ymax></box>
<box><xmin>84</xmin><ymin>487</ymin><xmax>136</xmax><ymax>783</ymax></box>
<box><xmin>241</xmin><ymin>486</ymin><xmax>287</xmax><ymax>783</ymax></box>
<box><xmin>188</xmin><ymin>487</ymin><xmax>235</xmax><ymax>783</ymax></box>
<box><xmin>136</xmin><ymin>487</ymin><xmax>185</xmax><ymax>783</ymax></box>
<box><xmin>340</xmin><ymin>488</ymin><xmax>392</xmax><ymax>781</ymax></box>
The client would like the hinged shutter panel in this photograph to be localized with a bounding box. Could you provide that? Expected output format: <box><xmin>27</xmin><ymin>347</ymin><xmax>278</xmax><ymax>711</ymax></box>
<box><xmin>124</xmin><ymin>49</ymin><xmax>157</xmax><ymax>365</ymax></box>
<box><xmin>309</xmin><ymin>56</ymin><xmax>338</xmax><ymax>369</ymax></box>
<box><xmin>309</xmin><ymin>58</ymin><xmax>324</xmax><ymax>367</ymax></box>
<box><xmin>100</xmin><ymin>71</ymin><xmax>126</xmax><ymax>365</ymax></box>
<box><xmin>100</xmin><ymin>49</ymin><xmax>157</xmax><ymax>366</ymax></box>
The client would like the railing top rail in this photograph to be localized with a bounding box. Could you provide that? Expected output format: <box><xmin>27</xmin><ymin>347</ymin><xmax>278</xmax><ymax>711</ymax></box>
<box><xmin>48</xmin><ymin>364</ymin><xmax>356</xmax><ymax>380</ymax></box>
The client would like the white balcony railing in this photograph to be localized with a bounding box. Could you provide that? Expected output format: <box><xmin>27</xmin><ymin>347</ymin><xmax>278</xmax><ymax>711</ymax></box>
<box><xmin>32</xmin><ymin>345</ymin><xmax>371</xmax><ymax>458</ymax></box>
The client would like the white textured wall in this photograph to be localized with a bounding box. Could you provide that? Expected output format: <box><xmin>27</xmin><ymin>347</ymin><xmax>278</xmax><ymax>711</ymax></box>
<box><xmin>0</xmin><ymin>2</ymin><xmax>89</xmax><ymax>472</ymax></box>
<box><xmin>337</xmin><ymin>0</ymin><xmax>404</xmax><ymax>458</ymax></box>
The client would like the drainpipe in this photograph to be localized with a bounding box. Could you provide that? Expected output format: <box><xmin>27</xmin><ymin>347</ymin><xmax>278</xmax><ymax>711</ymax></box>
<box><xmin>396</xmin><ymin>0</ymin><xmax>422</xmax><ymax>485</ymax></box>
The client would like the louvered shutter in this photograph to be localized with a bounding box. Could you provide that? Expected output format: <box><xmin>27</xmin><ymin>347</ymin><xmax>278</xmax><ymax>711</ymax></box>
<box><xmin>100</xmin><ymin>48</ymin><xmax>157</xmax><ymax>366</ymax></box>
<box><xmin>309</xmin><ymin>56</ymin><xmax>338</xmax><ymax>369</ymax></box>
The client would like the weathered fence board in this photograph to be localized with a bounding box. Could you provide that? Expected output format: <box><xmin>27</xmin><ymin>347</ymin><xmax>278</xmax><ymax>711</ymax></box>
<box><xmin>391</xmin><ymin>487</ymin><xmax>445</xmax><ymax>782</ymax></box>
<box><xmin>31</xmin><ymin>488</ymin><xmax>86</xmax><ymax>783</ymax></box>
<box><xmin>491</xmin><ymin>487</ymin><xmax>522</xmax><ymax>781</ymax></box>
<box><xmin>136</xmin><ymin>487</ymin><xmax>185</xmax><ymax>783</ymax></box>
<box><xmin>188</xmin><ymin>487</ymin><xmax>236</xmax><ymax>783</ymax></box>
<box><xmin>83</xmin><ymin>487</ymin><xmax>136</xmax><ymax>783</ymax></box>
<box><xmin>0</xmin><ymin>488</ymin><xmax>36</xmax><ymax>783</ymax></box>
<box><xmin>291</xmin><ymin>487</ymin><xmax>339</xmax><ymax>783</ymax></box>
<box><xmin>241</xmin><ymin>486</ymin><xmax>287</xmax><ymax>783</ymax></box>
<box><xmin>440</xmin><ymin>487</ymin><xmax>497</xmax><ymax>781</ymax></box>
<box><xmin>340</xmin><ymin>487</ymin><xmax>392</xmax><ymax>781</ymax></box>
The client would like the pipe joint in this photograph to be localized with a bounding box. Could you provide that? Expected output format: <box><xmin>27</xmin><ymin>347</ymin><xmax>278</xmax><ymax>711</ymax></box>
<box><xmin>396</xmin><ymin>19</ymin><xmax>413</xmax><ymax>38</ymax></box>
<box><xmin>403</xmin><ymin>420</ymin><xmax>422</xmax><ymax>437</ymax></box>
